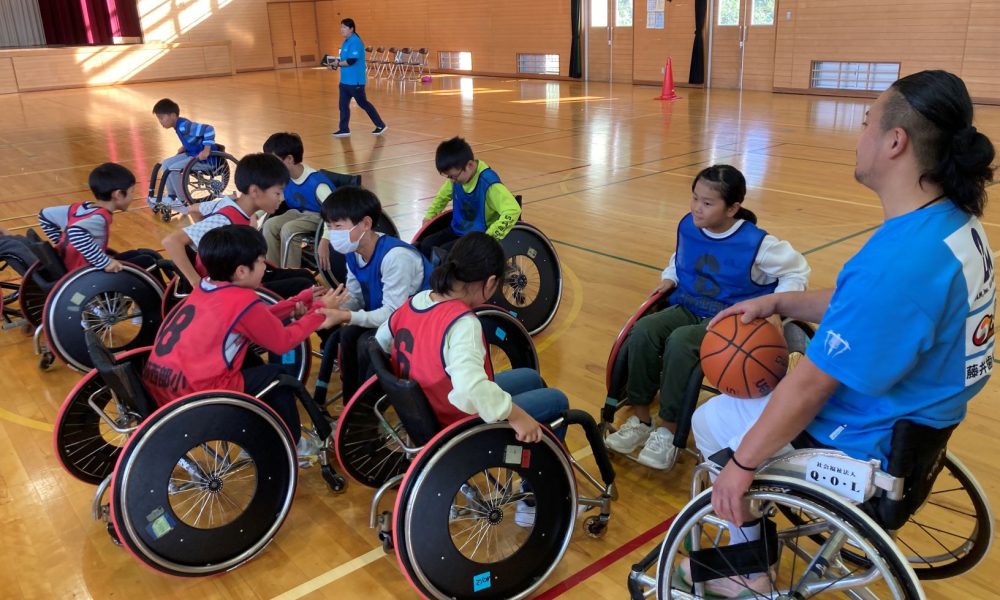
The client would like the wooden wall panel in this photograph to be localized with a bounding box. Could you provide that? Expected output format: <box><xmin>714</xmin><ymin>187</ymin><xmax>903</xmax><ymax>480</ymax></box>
<box><xmin>0</xmin><ymin>57</ymin><xmax>16</xmax><ymax>94</ymax></box>
<box><xmin>289</xmin><ymin>2</ymin><xmax>320</xmax><ymax>68</ymax></box>
<box><xmin>961</xmin><ymin>1</ymin><xmax>1000</xmax><ymax>100</ymax></box>
<box><xmin>137</xmin><ymin>0</ymin><xmax>274</xmax><ymax>72</ymax></box>
<box><xmin>0</xmin><ymin>42</ymin><xmax>233</xmax><ymax>92</ymax></box>
<box><xmin>315</xmin><ymin>1</ymin><xmax>343</xmax><ymax>58</ymax></box>
<box><xmin>632</xmin><ymin>0</ymin><xmax>696</xmax><ymax>84</ymax></box>
<box><xmin>268</xmin><ymin>3</ymin><xmax>296</xmax><ymax>69</ymax></box>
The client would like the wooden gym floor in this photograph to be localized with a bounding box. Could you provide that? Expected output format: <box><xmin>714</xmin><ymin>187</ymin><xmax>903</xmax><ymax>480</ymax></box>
<box><xmin>0</xmin><ymin>69</ymin><xmax>998</xmax><ymax>599</ymax></box>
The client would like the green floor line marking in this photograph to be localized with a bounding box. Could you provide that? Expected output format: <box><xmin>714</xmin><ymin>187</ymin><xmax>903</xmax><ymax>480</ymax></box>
<box><xmin>803</xmin><ymin>225</ymin><xmax>879</xmax><ymax>255</ymax></box>
<box><xmin>550</xmin><ymin>239</ymin><xmax>661</xmax><ymax>271</ymax></box>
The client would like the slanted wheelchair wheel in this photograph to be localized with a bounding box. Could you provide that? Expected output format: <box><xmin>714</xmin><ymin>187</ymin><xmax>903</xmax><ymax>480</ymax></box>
<box><xmin>313</xmin><ymin>214</ymin><xmax>401</xmax><ymax>287</ymax></box>
<box><xmin>335</xmin><ymin>376</ymin><xmax>410</xmax><ymax>487</ymax></box>
<box><xmin>334</xmin><ymin>307</ymin><xmax>539</xmax><ymax>489</ymax></box>
<box><xmin>180</xmin><ymin>151</ymin><xmax>239</xmax><ymax>205</ymax></box>
<box><xmin>490</xmin><ymin>223</ymin><xmax>562</xmax><ymax>336</ymax></box>
<box><xmin>394</xmin><ymin>419</ymin><xmax>576</xmax><ymax>600</ymax></box>
<box><xmin>53</xmin><ymin>348</ymin><xmax>150</xmax><ymax>485</ymax></box>
<box><xmin>656</xmin><ymin>476</ymin><xmax>922</xmax><ymax>600</ymax></box>
<box><xmin>1</xmin><ymin>253</ymin><xmax>29</xmax><ymax>311</ymax></box>
<box><xmin>18</xmin><ymin>262</ymin><xmax>49</xmax><ymax>328</ymax></box>
<box><xmin>110</xmin><ymin>392</ymin><xmax>296</xmax><ymax>576</ymax></box>
<box><xmin>43</xmin><ymin>264</ymin><xmax>164</xmax><ymax>372</ymax></box>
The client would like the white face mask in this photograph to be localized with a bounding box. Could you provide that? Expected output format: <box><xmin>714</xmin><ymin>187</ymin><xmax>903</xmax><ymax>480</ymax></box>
<box><xmin>327</xmin><ymin>225</ymin><xmax>362</xmax><ymax>254</ymax></box>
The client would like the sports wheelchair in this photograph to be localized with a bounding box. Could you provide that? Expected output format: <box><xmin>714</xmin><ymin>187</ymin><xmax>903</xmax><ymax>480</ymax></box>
<box><xmin>599</xmin><ymin>288</ymin><xmax>815</xmax><ymax>470</ymax></box>
<box><xmin>147</xmin><ymin>145</ymin><xmax>239</xmax><ymax>222</ymax></box>
<box><xmin>16</xmin><ymin>229</ymin><xmax>165</xmax><ymax>372</ymax></box>
<box><xmin>53</xmin><ymin>331</ymin><xmax>346</xmax><ymax>575</ymax></box>
<box><xmin>626</xmin><ymin>420</ymin><xmax>993</xmax><ymax>598</ymax></box>
<box><xmin>354</xmin><ymin>336</ymin><xmax>618</xmax><ymax>598</ymax></box>
<box><xmin>411</xmin><ymin>196</ymin><xmax>562</xmax><ymax>335</ymax></box>
<box><xmin>333</xmin><ymin>306</ymin><xmax>540</xmax><ymax>488</ymax></box>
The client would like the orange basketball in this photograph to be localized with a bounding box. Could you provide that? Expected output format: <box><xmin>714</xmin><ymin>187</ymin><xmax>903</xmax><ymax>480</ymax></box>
<box><xmin>700</xmin><ymin>315</ymin><xmax>789</xmax><ymax>399</ymax></box>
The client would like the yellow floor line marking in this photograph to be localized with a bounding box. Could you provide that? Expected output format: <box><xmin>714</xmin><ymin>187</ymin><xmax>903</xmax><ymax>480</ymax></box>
<box><xmin>0</xmin><ymin>407</ymin><xmax>52</xmax><ymax>432</ymax></box>
<box><xmin>270</xmin><ymin>546</ymin><xmax>386</xmax><ymax>600</ymax></box>
<box><xmin>534</xmin><ymin>262</ymin><xmax>583</xmax><ymax>356</ymax></box>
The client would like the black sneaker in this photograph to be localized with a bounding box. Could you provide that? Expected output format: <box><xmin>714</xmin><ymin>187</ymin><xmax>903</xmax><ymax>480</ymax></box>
<box><xmin>332</xmin><ymin>130</ymin><xmax>351</xmax><ymax>138</ymax></box>
<box><xmin>372</xmin><ymin>125</ymin><xmax>387</xmax><ymax>136</ymax></box>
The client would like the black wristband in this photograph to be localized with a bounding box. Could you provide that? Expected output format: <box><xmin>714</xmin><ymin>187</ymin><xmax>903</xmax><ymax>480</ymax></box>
<box><xmin>729</xmin><ymin>449</ymin><xmax>757</xmax><ymax>472</ymax></box>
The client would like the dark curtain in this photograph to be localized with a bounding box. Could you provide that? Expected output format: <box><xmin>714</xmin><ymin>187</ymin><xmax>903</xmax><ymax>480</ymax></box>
<box><xmin>38</xmin><ymin>0</ymin><xmax>141</xmax><ymax>45</ymax></box>
<box><xmin>689</xmin><ymin>0</ymin><xmax>707</xmax><ymax>84</ymax></box>
<box><xmin>569</xmin><ymin>0</ymin><xmax>582</xmax><ymax>78</ymax></box>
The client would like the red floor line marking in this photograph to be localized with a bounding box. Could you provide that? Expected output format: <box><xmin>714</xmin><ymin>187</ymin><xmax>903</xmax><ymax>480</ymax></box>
<box><xmin>533</xmin><ymin>514</ymin><xmax>676</xmax><ymax>599</ymax></box>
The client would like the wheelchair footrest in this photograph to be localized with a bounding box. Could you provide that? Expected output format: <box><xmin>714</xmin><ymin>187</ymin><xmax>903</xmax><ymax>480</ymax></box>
<box><xmin>689</xmin><ymin>518</ymin><xmax>778</xmax><ymax>582</ymax></box>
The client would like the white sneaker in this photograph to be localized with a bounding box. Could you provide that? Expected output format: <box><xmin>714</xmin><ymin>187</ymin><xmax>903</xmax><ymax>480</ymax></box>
<box><xmin>637</xmin><ymin>427</ymin><xmax>679</xmax><ymax>470</ymax></box>
<box><xmin>605</xmin><ymin>415</ymin><xmax>653</xmax><ymax>454</ymax></box>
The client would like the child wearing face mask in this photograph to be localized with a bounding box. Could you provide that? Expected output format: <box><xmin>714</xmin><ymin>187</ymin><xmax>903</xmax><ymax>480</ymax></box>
<box><xmin>604</xmin><ymin>164</ymin><xmax>810</xmax><ymax>471</ymax></box>
<box><xmin>313</xmin><ymin>186</ymin><xmax>432</xmax><ymax>404</ymax></box>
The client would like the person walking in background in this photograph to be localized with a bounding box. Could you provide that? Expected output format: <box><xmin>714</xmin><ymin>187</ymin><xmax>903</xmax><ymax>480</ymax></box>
<box><xmin>329</xmin><ymin>18</ymin><xmax>386</xmax><ymax>138</ymax></box>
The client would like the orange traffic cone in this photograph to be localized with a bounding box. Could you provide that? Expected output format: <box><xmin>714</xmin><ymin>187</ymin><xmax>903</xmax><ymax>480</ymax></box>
<box><xmin>655</xmin><ymin>57</ymin><xmax>681</xmax><ymax>101</ymax></box>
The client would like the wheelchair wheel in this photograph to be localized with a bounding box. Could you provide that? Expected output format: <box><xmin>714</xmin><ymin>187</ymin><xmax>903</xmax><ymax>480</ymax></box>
<box><xmin>1</xmin><ymin>253</ymin><xmax>28</xmax><ymax>308</ymax></box>
<box><xmin>110</xmin><ymin>391</ymin><xmax>296</xmax><ymax>576</ymax></box>
<box><xmin>53</xmin><ymin>348</ymin><xmax>150</xmax><ymax>485</ymax></box>
<box><xmin>477</xmin><ymin>307</ymin><xmax>539</xmax><ymax>371</ymax></box>
<box><xmin>43</xmin><ymin>264</ymin><xmax>165</xmax><ymax>372</ymax></box>
<box><xmin>394</xmin><ymin>419</ymin><xmax>576</xmax><ymax>600</ymax></box>
<box><xmin>18</xmin><ymin>262</ymin><xmax>49</xmax><ymax>328</ymax></box>
<box><xmin>489</xmin><ymin>223</ymin><xmax>562</xmax><ymax>336</ymax></box>
<box><xmin>179</xmin><ymin>151</ymin><xmax>239</xmax><ymax>205</ymax></box>
<box><xmin>656</xmin><ymin>476</ymin><xmax>922</xmax><ymax>599</ymax></box>
<box><xmin>334</xmin><ymin>307</ymin><xmax>539</xmax><ymax>489</ymax></box>
<box><xmin>313</xmin><ymin>213</ymin><xmax>401</xmax><ymax>287</ymax></box>
<box><xmin>335</xmin><ymin>376</ymin><xmax>411</xmax><ymax>487</ymax></box>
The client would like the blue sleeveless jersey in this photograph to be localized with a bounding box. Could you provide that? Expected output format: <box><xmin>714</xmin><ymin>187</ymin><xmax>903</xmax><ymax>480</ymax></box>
<box><xmin>670</xmin><ymin>213</ymin><xmax>777</xmax><ymax>318</ymax></box>
<box><xmin>451</xmin><ymin>168</ymin><xmax>501</xmax><ymax>235</ymax></box>
<box><xmin>284</xmin><ymin>170</ymin><xmax>334</xmax><ymax>213</ymax></box>
<box><xmin>346</xmin><ymin>235</ymin><xmax>432</xmax><ymax>310</ymax></box>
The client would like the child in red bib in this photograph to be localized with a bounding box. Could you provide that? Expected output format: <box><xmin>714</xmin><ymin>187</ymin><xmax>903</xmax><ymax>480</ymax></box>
<box><xmin>143</xmin><ymin>225</ymin><xmax>343</xmax><ymax>441</ymax></box>
<box><xmin>375</xmin><ymin>232</ymin><xmax>568</xmax><ymax>443</ymax></box>
<box><xmin>38</xmin><ymin>163</ymin><xmax>164</xmax><ymax>277</ymax></box>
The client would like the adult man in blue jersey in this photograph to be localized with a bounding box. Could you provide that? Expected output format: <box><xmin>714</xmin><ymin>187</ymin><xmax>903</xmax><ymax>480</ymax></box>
<box><xmin>329</xmin><ymin>18</ymin><xmax>386</xmax><ymax>138</ymax></box>
<box><xmin>685</xmin><ymin>70</ymin><xmax>997</xmax><ymax>597</ymax></box>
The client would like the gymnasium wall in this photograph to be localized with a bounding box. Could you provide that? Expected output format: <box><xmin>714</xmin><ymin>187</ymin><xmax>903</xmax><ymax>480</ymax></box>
<box><xmin>772</xmin><ymin>0</ymin><xmax>1000</xmax><ymax>101</ymax></box>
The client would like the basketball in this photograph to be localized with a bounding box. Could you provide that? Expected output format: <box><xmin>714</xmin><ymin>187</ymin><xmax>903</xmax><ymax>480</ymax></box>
<box><xmin>700</xmin><ymin>315</ymin><xmax>789</xmax><ymax>399</ymax></box>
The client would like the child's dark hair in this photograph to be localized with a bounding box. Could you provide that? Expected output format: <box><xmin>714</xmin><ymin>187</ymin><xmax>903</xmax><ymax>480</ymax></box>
<box><xmin>341</xmin><ymin>18</ymin><xmax>356</xmax><ymax>31</ymax></box>
<box><xmin>198</xmin><ymin>225</ymin><xmax>267</xmax><ymax>281</ymax></box>
<box><xmin>262</xmin><ymin>132</ymin><xmax>304</xmax><ymax>164</ymax></box>
<box><xmin>152</xmin><ymin>98</ymin><xmax>180</xmax><ymax>116</ymax></box>
<box><xmin>89</xmin><ymin>162</ymin><xmax>136</xmax><ymax>201</ymax></box>
<box><xmin>882</xmin><ymin>70</ymin><xmax>995</xmax><ymax>217</ymax></box>
<box><xmin>430</xmin><ymin>232</ymin><xmax>505</xmax><ymax>294</ymax></box>
<box><xmin>692</xmin><ymin>164</ymin><xmax>756</xmax><ymax>224</ymax></box>
<box><xmin>321</xmin><ymin>185</ymin><xmax>381</xmax><ymax>225</ymax></box>
<box><xmin>435</xmin><ymin>137</ymin><xmax>475</xmax><ymax>173</ymax></box>
<box><xmin>235</xmin><ymin>153</ymin><xmax>290</xmax><ymax>194</ymax></box>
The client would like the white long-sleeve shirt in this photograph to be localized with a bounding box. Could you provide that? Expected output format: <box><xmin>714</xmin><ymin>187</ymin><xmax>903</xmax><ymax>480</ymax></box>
<box><xmin>660</xmin><ymin>219</ymin><xmax>810</xmax><ymax>292</ymax></box>
<box><xmin>343</xmin><ymin>233</ymin><xmax>428</xmax><ymax>328</ymax></box>
<box><xmin>375</xmin><ymin>291</ymin><xmax>512</xmax><ymax>423</ymax></box>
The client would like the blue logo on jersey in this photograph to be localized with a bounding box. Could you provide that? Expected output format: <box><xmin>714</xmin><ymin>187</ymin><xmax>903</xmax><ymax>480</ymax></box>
<box><xmin>972</xmin><ymin>228</ymin><xmax>993</xmax><ymax>283</ymax></box>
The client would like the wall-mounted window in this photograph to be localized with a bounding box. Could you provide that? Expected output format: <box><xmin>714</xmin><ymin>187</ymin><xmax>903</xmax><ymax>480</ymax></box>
<box><xmin>717</xmin><ymin>0</ymin><xmax>739</xmax><ymax>25</ymax></box>
<box><xmin>811</xmin><ymin>61</ymin><xmax>900</xmax><ymax>91</ymax></box>
<box><xmin>439</xmin><ymin>51</ymin><xmax>473</xmax><ymax>71</ymax></box>
<box><xmin>646</xmin><ymin>0</ymin><xmax>665</xmax><ymax>29</ymax></box>
<box><xmin>518</xmin><ymin>54</ymin><xmax>560</xmax><ymax>75</ymax></box>
<box><xmin>751</xmin><ymin>0</ymin><xmax>775</xmax><ymax>25</ymax></box>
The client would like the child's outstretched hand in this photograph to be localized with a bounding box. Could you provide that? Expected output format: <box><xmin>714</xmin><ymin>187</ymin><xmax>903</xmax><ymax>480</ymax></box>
<box><xmin>317</xmin><ymin>308</ymin><xmax>348</xmax><ymax>330</ymax></box>
<box><xmin>292</xmin><ymin>301</ymin><xmax>308</xmax><ymax>319</ymax></box>
<box><xmin>319</xmin><ymin>284</ymin><xmax>349</xmax><ymax>310</ymax></box>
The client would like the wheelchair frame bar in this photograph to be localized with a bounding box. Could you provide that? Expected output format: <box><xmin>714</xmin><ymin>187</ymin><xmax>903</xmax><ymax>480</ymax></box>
<box><xmin>370</xmin><ymin>474</ymin><xmax>404</xmax><ymax>529</ymax></box>
<box><xmin>92</xmin><ymin>475</ymin><xmax>112</xmax><ymax>521</ymax></box>
<box><xmin>372</xmin><ymin>393</ymin><xmax>424</xmax><ymax>456</ymax></box>
<box><xmin>87</xmin><ymin>387</ymin><xmax>140</xmax><ymax>435</ymax></box>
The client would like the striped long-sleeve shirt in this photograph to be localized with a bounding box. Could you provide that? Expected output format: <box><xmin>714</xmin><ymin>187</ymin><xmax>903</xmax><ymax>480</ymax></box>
<box><xmin>38</xmin><ymin>202</ymin><xmax>112</xmax><ymax>269</ymax></box>
<box><xmin>175</xmin><ymin>117</ymin><xmax>217</xmax><ymax>156</ymax></box>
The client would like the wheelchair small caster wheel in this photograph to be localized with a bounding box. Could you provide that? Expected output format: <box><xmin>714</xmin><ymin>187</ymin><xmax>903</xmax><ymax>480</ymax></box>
<box><xmin>106</xmin><ymin>522</ymin><xmax>122</xmax><ymax>546</ymax></box>
<box><xmin>159</xmin><ymin>209</ymin><xmax>171</xmax><ymax>223</ymax></box>
<box><xmin>321</xmin><ymin>465</ymin><xmax>346</xmax><ymax>493</ymax></box>
<box><xmin>39</xmin><ymin>351</ymin><xmax>54</xmax><ymax>370</ymax></box>
<box><xmin>379</xmin><ymin>531</ymin><xmax>394</xmax><ymax>553</ymax></box>
<box><xmin>583</xmin><ymin>515</ymin><xmax>608</xmax><ymax>539</ymax></box>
